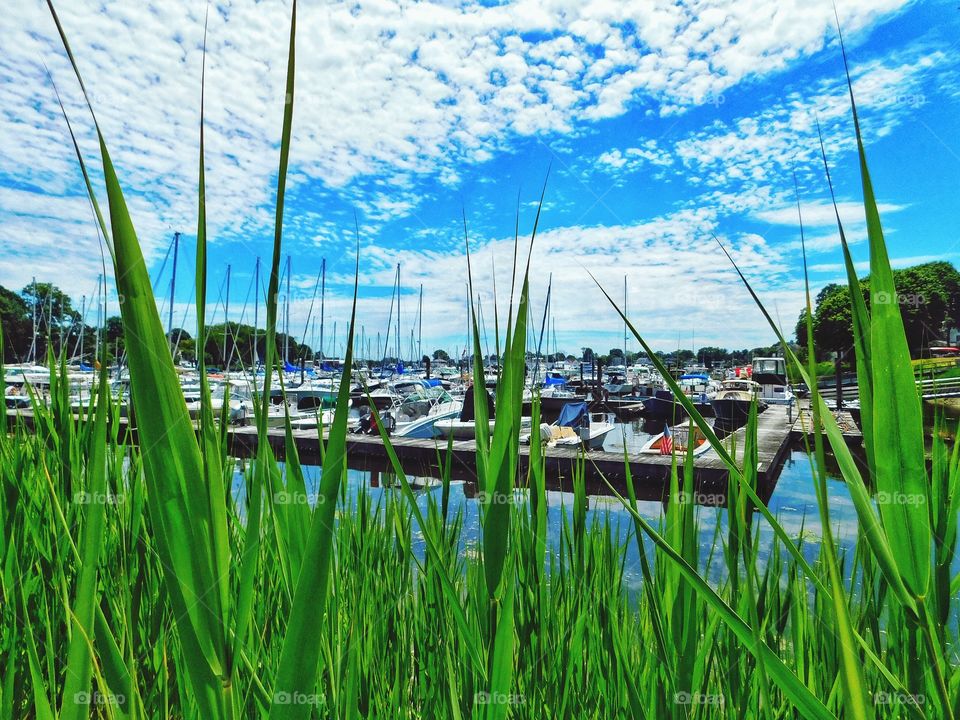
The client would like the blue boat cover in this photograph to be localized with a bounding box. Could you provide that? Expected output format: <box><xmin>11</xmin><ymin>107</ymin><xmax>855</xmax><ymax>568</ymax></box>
<box><xmin>557</xmin><ymin>401</ymin><xmax>589</xmax><ymax>428</ymax></box>
<box><xmin>395</xmin><ymin>362</ymin><xmax>404</xmax><ymax>374</ymax></box>
<box><xmin>545</xmin><ymin>375</ymin><xmax>566</xmax><ymax>386</ymax></box>
<box><xmin>78</xmin><ymin>363</ymin><xmax>94</xmax><ymax>372</ymax></box>
<box><xmin>283</xmin><ymin>361</ymin><xmax>298</xmax><ymax>373</ymax></box>
<box><xmin>680</xmin><ymin>373</ymin><xmax>708</xmax><ymax>380</ymax></box>
<box><xmin>425</xmin><ymin>378</ymin><xmax>442</xmax><ymax>387</ymax></box>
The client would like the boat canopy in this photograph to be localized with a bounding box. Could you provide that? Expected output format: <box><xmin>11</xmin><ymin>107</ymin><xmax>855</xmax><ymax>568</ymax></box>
<box><xmin>459</xmin><ymin>384</ymin><xmax>495</xmax><ymax>421</ymax></box>
<box><xmin>557</xmin><ymin>401</ymin><xmax>589</xmax><ymax>428</ymax></box>
<box><xmin>680</xmin><ymin>373</ymin><xmax>709</xmax><ymax>381</ymax></box>
<box><xmin>545</xmin><ymin>375</ymin><xmax>566</xmax><ymax>386</ymax></box>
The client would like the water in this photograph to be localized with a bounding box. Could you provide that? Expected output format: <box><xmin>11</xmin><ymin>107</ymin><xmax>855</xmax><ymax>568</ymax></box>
<box><xmin>232</xmin><ymin>412</ymin><xmax>861</xmax><ymax>588</ymax></box>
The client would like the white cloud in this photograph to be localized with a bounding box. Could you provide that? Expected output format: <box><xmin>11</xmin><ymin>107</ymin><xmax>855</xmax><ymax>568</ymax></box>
<box><xmin>0</xmin><ymin>0</ymin><xmax>938</xmax><ymax>350</ymax></box>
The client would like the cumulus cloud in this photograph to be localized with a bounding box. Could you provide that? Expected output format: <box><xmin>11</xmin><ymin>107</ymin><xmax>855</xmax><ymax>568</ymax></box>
<box><xmin>0</xmin><ymin>0</ymin><xmax>947</xmax><ymax>350</ymax></box>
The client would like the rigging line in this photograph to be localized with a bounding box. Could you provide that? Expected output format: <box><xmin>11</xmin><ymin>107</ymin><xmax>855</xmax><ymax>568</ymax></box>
<box><xmin>151</xmin><ymin>232</ymin><xmax>176</xmax><ymax>293</ymax></box>
<box><xmin>298</xmin><ymin>263</ymin><xmax>324</xmax><ymax>358</ymax></box>
<box><xmin>225</xmin><ymin>270</ymin><xmax>256</xmax><ymax>370</ymax></box>
<box><xmin>173</xmin><ymin>285</ymin><xmax>197</xmax><ymax>359</ymax></box>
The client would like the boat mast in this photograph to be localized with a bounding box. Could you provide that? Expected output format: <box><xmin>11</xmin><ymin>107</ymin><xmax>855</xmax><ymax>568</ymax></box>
<box><xmin>94</xmin><ymin>274</ymin><xmax>102</xmax><ymax>363</ymax></box>
<box><xmin>253</xmin><ymin>256</ymin><xmax>260</xmax><ymax>368</ymax></box>
<box><xmin>223</xmin><ymin>264</ymin><xmax>231</xmax><ymax>369</ymax></box>
<box><xmin>168</xmin><ymin>231</ymin><xmax>180</xmax><ymax>355</ymax></box>
<box><xmin>319</xmin><ymin>257</ymin><xmax>326</xmax><ymax>359</ymax></box>
<box><xmin>284</xmin><ymin>254</ymin><xmax>291</xmax><ymax>363</ymax></box>
<box><xmin>28</xmin><ymin>276</ymin><xmax>37</xmax><ymax>363</ymax></box>
<box><xmin>417</xmin><ymin>283</ymin><xmax>423</xmax><ymax>364</ymax></box>
<box><xmin>396</xmin><ymin>263</ymin><xmax>401</xmax><ymax>366</ymax></box>
<box><xmin>623</xmin><ymin>274</ymin><xmax>628</xmax><ymax>364</ymax></box>
<box><xmin>77</xmin><ymin>295</ymin><xmax>86</xmax><ymax>361</ymax></box>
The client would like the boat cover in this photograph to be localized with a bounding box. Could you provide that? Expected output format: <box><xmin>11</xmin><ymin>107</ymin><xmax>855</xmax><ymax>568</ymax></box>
<box><xmin>557</xmin><ymin>401</ymin><xmax>589</xmax><ymax>428</ymax></box>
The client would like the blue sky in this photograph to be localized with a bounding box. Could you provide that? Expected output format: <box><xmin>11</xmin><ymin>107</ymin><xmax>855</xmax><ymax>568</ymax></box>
<box><xmin>2</xmin><ymin>0</ymin><xmax>959</xmax><ymax>358</ymax></box>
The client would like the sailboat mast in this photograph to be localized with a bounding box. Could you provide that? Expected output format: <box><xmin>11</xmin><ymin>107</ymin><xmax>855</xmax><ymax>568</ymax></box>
<box><xmin>168</xmin><ymin>231</ymin><xmax>180</xmax><ymax>353</ymax></box>
<box><xmin>29</xmin><ymin>276</ymin><xmax>37</xmax><ymax>363</ymax></box>
<box><xmin>396</xmin><ymin>264</ymin><xmax>401</xmax><ymax>365</ymax></box>
<box><xmin>417</xmin><ymin>283</ymin><xmax>423</xmax><ymax>363</ymax></box>
<box><xmin>284</xmin><ymin>255</ymin><xmax>291</xmax><ymax>363</ymax></box>
<box><xmin>253</xmin><ymin>257</ymin><xmax>260</xmax><ymax>367</ymax></box>
<box><xmin>319</xmin><ymin>257</ymin><xmax>326</xmax><ymax>360</ymax></box>
<box><xmin>623</xmin><ymin>274</ymin><xmax>627</xmax><ymax>362</ymax></box>
<box><xmin>223</xmin><ymin>264</ymin><xmax>231</xmax><ymax>368</ymax></box>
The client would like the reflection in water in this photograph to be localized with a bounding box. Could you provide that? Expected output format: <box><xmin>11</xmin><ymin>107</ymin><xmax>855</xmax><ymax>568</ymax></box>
<box><xmin>233</xmin><ymin>438</ymin><xmax>865</xmax><ymax>591</ymax></box>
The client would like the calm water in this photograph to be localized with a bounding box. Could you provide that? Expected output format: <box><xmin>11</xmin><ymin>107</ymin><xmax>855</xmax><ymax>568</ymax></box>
<box><xmin>233</xmin><ymin>414</ymin><xmax>861</xmax><ymax>588</ymax></box>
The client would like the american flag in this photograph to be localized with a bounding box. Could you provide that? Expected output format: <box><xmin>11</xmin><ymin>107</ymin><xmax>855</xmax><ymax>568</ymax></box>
<box><xmin>660</xmin><ymin>424</ymin><xmax>673</xmax><ymax>455</ymax></box>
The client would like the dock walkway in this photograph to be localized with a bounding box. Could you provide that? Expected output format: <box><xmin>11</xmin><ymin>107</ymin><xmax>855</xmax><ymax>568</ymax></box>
<box><xmin>7</xmin><ymin>401</ymin><xmax>861</xmax><ymax>503</ymax></box>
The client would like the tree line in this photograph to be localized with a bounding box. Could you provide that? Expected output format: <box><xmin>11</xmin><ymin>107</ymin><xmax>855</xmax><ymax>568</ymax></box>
<box><xmin>795</xmin><ymin>261</ymin><xmax>960</xmax><ymax>358</ymax></box>
<box><xmin>0</xmin><ymin>282</ymin><xmax>312</xmax><ymax>368</ymax></box>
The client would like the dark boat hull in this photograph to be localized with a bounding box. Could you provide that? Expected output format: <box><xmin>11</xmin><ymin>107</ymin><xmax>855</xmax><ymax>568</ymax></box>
<box><xmin>710</xmin><ymin>397</ymin><xmax>751</xmax><ymax>425</ymax></box>
<box><xmin>642</xmin><ymin>393</ymin><xmax>687</xmax><ymax>424</ymax></box>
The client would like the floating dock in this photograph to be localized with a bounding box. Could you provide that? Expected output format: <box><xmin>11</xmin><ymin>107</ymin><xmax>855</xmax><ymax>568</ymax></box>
<box><xmin>7</xmin><ymin>402</ymin><xmax>862</xmax><ymax>505</ymax></box>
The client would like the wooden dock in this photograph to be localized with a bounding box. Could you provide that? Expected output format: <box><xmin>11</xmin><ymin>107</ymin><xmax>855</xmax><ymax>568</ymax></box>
<box><xmin>7</xmin><ymin>401</ymin><xmax>862</xmax><ymax>505</ymax></box>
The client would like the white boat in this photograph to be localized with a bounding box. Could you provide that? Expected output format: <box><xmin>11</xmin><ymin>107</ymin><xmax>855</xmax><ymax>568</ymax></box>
<box><xmin>389</xmin><ymin>387</ymin><xmax>463</xmax><ymax>439</ymax></box>
<box><xmin>751</xmin><ymin>357</ymin><xmax>796</xmax><ymax>406</ymax></box>
<box><xmin>521</xmin><ymin>402</ymin><xmax>616</xmax><ymax>450</ymax></box>
<box><xmin>433</xmin><ymin>384</ymin><xmax>531</xmax><ymax>439</ymax></box>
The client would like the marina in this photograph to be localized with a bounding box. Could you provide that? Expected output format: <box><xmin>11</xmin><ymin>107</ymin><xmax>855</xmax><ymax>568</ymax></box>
<box><xmin>6</xmin><ymin>400</ymin><xmax>862</xmax><ymax>505</ymax></box>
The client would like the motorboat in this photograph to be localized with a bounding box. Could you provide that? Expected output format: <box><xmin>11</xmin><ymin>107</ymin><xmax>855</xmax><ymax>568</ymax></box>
<box><xmin>521</xmin><ymin>401</ymin><xmax>616</xmax><ymax>450</ymax></box>
<box><xmin>385</xmin><ymin>386</ymin><xmax>463</xmax><ymax>439</ymax></box>
<box><xmin>711</xmin><ymin>379</ymin><xmax>765</xmax><ymax>425</ymax></box>
<box><xmin>751</xmin><ymin>357</ymin><xmax>796</xmax><ymax>406</ymax></box>
<box><xmin>639</xmin><ymin>423</ymin><xmax>711</xmax><ymax>456</ymax></box>
<box><xmin>434</xmin><ymin>384</ymin><xmax>531</xmax><ymax>440</ymax></box>
<box><xmin>642</xmin><ymin>389</ymin><xmax>688</xmax><ymax>423</ymax></box>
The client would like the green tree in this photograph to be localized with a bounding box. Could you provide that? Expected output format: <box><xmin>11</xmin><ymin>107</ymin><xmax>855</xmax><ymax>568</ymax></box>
<box><xmin>802</xmin><ymin>262</ymin><xmax>960</xmax><ymax>357</ymax></box>
<box><xmin>0</xmin><ymin>285</ymin><xmax>31</xmax><ymax>361</ymax></box>
<box><xmin>432</xmin><ymin>348</ymin><xmax>450</xmax><ymax>362</ymax></box>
